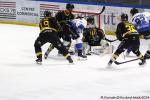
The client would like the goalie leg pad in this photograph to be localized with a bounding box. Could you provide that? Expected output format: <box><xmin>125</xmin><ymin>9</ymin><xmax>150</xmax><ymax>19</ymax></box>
<box><xmin>91</xmin><ymin>45</ymin><xmax>114</xmax><ymax>55</ymax></box>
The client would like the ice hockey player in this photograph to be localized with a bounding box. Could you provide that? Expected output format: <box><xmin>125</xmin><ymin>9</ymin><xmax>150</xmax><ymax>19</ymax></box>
<box><xmin>83</xmin><ymin>16</ymin><xmax>112</xmax><ymax>55</ymax></box>
<box><xmin>71</xmin><ymin>16</ymin><xmax>88</xmax><ymax>59</ymax></box>
<box><xmin>44</xmin><ymin>3</ymin><xmax>78</xmax><ymax>59</ymax></box>
<box><xmin>34</xmin><ymin>10</ymin><xmax>73</xmax><ymax>64</ymax></box>
<box><xmin>44</xmin><ymin>16</ymin><xmax>87</xmax><ymax>59</ymax></box>
<box><xmin>108</xmin><ymin>13</ymin><xmax>146</xmax><ymax>66</ymax></box>
<box><xmin>44</xmin><ymin>3</ymin><xmax>88</xmax><ymax>59</ymax></box>
<box><xmin>55</xmin><ymin>3</ymin><xmax>76</xmax><ymax>51</ymax></box>
<box><xmin>127</xmin><ymin>8</ymin><xmax>150</xmax><ymax>59</ymax></box>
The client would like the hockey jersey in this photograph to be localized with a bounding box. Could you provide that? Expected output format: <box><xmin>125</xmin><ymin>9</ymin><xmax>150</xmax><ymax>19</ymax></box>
<box><xmin>71</xmin><ymin>18</ymin><xmax>87</xmax><ymax>34</ymax></box>
<box><xmin>132</xmin><ymin>12</ymin><xmax>150</xmax><ymax>32</ymax></box>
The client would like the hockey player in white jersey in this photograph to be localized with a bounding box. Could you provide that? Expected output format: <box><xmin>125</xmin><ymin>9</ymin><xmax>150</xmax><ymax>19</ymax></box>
<box><xmin>131</xmin><ymin>8</ymin><xmax>150</xmax><ymax>37</ymax></box>
<box><xmin>70</xmin><ymin>16</ymin><xmax>87</xmax><ymax>58</ymax></box>
<box><xmin>127</xmin><ymin>8</ymin><xmax>150</xmax><ymax>59</ymax></box>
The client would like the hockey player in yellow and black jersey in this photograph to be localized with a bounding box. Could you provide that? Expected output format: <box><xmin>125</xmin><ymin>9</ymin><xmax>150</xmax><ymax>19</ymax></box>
<box><xmin>34</xmin><ymin>11</ymin><xmax>73</xmax><ymax>64</ymax></box>
<box><xmin>82</xmin><ymin>17</ymin><xmax>111</xmax><ymax>55</ymax></box>
<box><xmin>108</xmin><ymin>13</ymin><xmax>146</xmax><ymax>66</ymax></box>
<box><xmin>55</xmin><ymin>3</ymin><xmax>78</xmax><ymax>46</ymax></box>
<box><xmin>56</xmin><ymin>3</ymin><xmax>74</xmax><ymax>25</ymax></box>
<box><xmin>44</xmin><ymin>3</ymin><xmax>79</xmax><ymax>59</ymax></box>
<box><xmin>54</xmin><ymin>3</ymin><xmax>76</xmax><ymax>43</ymax></box>
<box><xmin>83</xmin><ymin>27</ymin><xmax>105</xmax><ymax>46</ymax></box>
<box><xmin>83</xmin><ymin>27</ymin><xmax>106</xmax><ymax>55</ymax></box>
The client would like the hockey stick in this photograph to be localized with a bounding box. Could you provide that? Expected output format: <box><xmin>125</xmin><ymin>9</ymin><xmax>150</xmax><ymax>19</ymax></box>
<box><xmin>114</xmin><ymin>58</ymin><xmax>139</xmax><ymax>65</ymax></box>
<box><xmin>85</xmin><ymin>6</ymin><xmax>105</xmax><ymax>18</ymax></box>
<box><xmin>105</xmin><ymin>38</ymin><xmax>118</xmax><ymax>42</ymax></box>
<box><xmin>97</xmin><ymin>6</ymin><xmax>106</xmax><ymax>15</ymax></box>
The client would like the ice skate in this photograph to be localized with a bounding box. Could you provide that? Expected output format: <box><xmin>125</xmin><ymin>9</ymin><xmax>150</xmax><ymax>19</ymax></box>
<box><xmin>77</xmin><ymin>50</ymin><xmax>87</xmax><ymax>60</ymax></box>
<box><xmin>139</xmin><ymin>59</ymin><xmax>146</xmax><ymax>65</ymax></box>
<box><xmin>107</xmin><ymin>60</ymin><xmax>113</xmax><ymax>66</ymax></box>
<box><xmin>66</xmin><ymin>56</ymin><xmax>73</xmax><ymax>63</ymax></box>
<box><xmin>36</xmin><ymin>58</ymin><xmax>42</xmax><ymax>65</ymax></box>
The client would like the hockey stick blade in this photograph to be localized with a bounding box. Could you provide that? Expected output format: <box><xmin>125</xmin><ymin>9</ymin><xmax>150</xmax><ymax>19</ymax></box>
<box><xmin>96</xmin><ymin>6</ymin><xmax>105</xmax><ymax>15</ymax></box>
<box><xmin>99</xmin><ymin>6</ymin><xmax>106</xmax><ymax>15</ymax></box>
<box><xmin>85</xmin><ymin>6</ymin><xmax>105</xmax><ymax>17</ymax></box>
<box><xmin>105</xmin><ymin>38</ymin><xmax>118</xmax><ymax>42</ymax></box>
<box><xmin>114</xmin><ymin>58</ymin><xmax>139</xmax><ymax>65</ymax></box>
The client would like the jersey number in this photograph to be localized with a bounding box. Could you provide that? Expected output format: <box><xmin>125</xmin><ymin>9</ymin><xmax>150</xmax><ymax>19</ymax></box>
<box><xmin>126</xmin><ymin>24</ymin><xmax>136</xmax><ymax>33</ymax></box>
<box><xmin>134</xmin><ymin>16</ymin><xmax>146</xmax><ymax>25</ymax></box>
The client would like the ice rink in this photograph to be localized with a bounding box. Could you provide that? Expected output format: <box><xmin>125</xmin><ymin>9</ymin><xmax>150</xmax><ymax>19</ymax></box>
<box><xmin>0</xmin><ymin>23</ymin><xmax>150</xmax><ymax>100</ymax></box>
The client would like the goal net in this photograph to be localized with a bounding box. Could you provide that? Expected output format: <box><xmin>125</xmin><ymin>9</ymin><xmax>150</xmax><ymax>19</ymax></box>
<box><xmin>73</xmin><ymin>10</ymin><xmax>104</xmax><ymax>30</ymax></box>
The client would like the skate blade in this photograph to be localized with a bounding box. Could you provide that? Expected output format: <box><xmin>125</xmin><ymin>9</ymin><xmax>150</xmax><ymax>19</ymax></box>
<box><xmin>36</xmin><ymin>62</ymin><xmax>42</xmax><ymax>65</ymax></box>
<box><xmin>69</xmin><ymin>62</ymin><xmax>75</xmax><ymax>65</ymax></box>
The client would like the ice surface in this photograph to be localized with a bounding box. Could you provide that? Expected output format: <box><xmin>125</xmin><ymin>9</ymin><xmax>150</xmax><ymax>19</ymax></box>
<box><xmin>0</xmin><ymin>23</ymin><xmax>150</xmax><ymax>100</ymax></box>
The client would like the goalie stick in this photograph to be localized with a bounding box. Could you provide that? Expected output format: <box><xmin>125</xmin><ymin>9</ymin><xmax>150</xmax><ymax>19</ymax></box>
<box><xmin>114</xmin><ymin>58</ymin><xmax>139</xmax><ymax>65</ymax></box>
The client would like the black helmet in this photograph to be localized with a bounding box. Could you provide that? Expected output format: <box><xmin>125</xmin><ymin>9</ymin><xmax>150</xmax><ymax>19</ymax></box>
<box><xmin>66</xmin><ymin>3</ymin><xmax>74</xmax><ymax>10</ymax></box>
<box><xmin>130</xmin><ymin>8</ymin><xmax>139</xmax><ymax>16</ymax></box>
<box><xmin>87</xmin><ymin>16</ymin><xmax>94</xmax><ymax>24</ymax></box>
<box><xmin>121</xmin><ymin>13</ymin><xmax>128</xmax><ymax>21</ymax></box>
<box><xmin>44</xmin><ymin>10</ymin><xmax>52</xmax><ymax>17</ymax></box>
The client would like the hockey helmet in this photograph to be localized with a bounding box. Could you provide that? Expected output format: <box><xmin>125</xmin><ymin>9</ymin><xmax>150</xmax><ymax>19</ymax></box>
<box><xmin>44</xmin><ymin>10</ymin><xmax>52</xmax><ymax>17</ymax></box>
<box><xmin>87</xmin><ymin>16</ymin><xmax>94</xmax><ymax>24</ymax></box>
<box><xmin>121</xmin><ymin>13</ymin><xmax>128</xmax><ymax>21</ymax></box>
<box><xmin>66</xmin><ymin>3</ymin><xmax>74</xmax><ymax>10</ymax></box>
<box><xmin>130</xmin><ymin>8</ymin><xmax>139</xmax><ymax>16</ymax></box>
<box><xmin>76</xmin><ymin>14</ymin><xmax>84</xmax><ymax>19</ymax></box>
